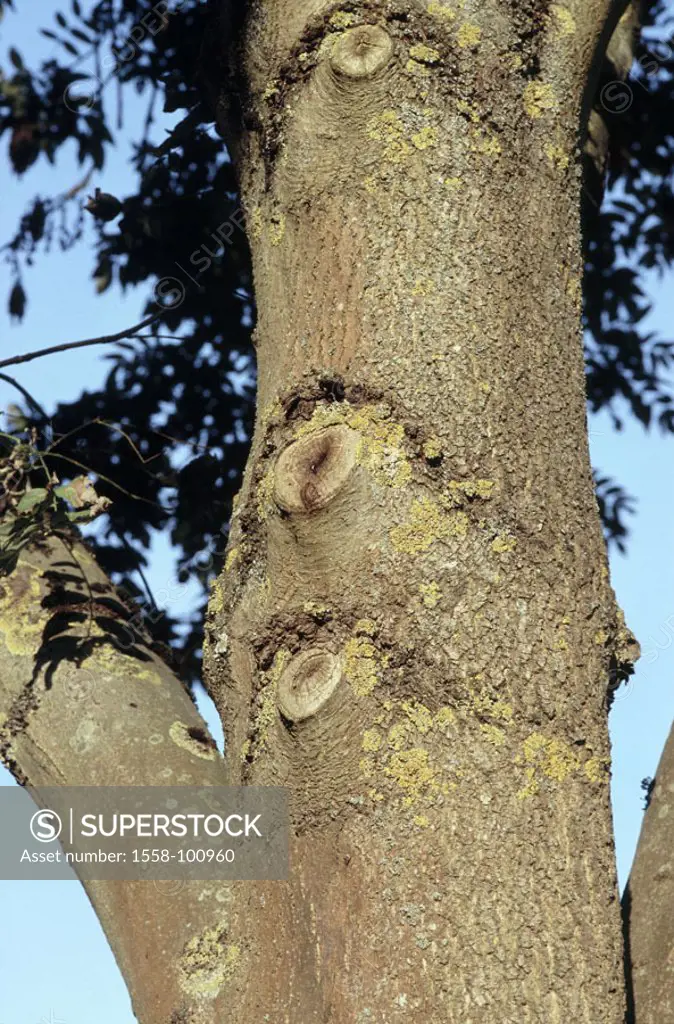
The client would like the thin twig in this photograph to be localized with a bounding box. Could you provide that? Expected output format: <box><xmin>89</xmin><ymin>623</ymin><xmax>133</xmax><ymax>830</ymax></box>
<box><xmin>0</xmin><ymin>373</ymin><xmax>49</xmax><ymax>421</ymax></box>
<box><xmin>0</xmin><ymin>313</ymin><xmax>163</xmax><ymax>370</ymax></box>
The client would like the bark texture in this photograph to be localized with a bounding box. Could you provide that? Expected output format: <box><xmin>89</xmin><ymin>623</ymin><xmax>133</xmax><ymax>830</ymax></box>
<box><xmin>0</xmin><ymin>535</ymin><xmax>233</xmax><ymax>1023</ymax></box>
<box><xmin>624</xmin><ymin>721</ymin><xmax>674</xmax><ymax>1024</ymax></box>
<box><xmin>202</xmin><ymin>1</ymin><xmax>640</xmax><ymax>1021</ymax></box>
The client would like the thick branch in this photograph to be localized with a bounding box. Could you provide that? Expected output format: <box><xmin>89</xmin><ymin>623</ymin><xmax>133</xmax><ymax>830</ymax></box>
<box><xmin>623</xmin><ymin>721</ymin><xmax>674</xmax><ymax>1023</ymax></box>
<box><xmin>0</xmin><ymin>533</ymin><xmax>230</xmax><ymax>1024</ymax></box>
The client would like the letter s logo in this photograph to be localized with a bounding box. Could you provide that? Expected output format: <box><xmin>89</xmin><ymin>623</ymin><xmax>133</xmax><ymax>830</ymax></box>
<box><xmin>30</xmin><ymin>809</ymin><xmax>62</xmax><ymax>843</ymax></box>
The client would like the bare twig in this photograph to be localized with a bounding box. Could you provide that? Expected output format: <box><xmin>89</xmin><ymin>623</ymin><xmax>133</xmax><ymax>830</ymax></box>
<box><xmin>0</xmin><ymin>373</ymin><xmax>48</xmax><ymax>421</ymax></box>
<box><xmin>0</xmin><ymin>313</ymin><xmax>162</xmax><ymax>370</ymax></box>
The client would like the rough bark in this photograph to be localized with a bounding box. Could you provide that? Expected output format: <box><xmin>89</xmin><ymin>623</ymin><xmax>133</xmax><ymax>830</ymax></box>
<box><xmin>1</xmin><ymin>2</ymin><xmax>662</xmax><ymax>1023</ymax></box>
<box><xmin>624</xmin><ymin>721</ymin><xmax>674</xmax><ymax>1023</ymax></box>
<box><xmin>202</xmin><ymin>1</ymin><xmax>639</xmax><ymax>1021</ymax></box>
<box><xmin>0</xmin><ymin>535</ymin><xmax>233</xmax><ymax>1023</ymax></box>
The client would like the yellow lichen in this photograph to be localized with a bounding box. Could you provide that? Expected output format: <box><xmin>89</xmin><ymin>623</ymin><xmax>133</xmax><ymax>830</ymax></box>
<box><xmin>411</xmin><ymin>125</ymin><xmax>438</xmax><ymax>150</ymax></box>
<box><xmin>422</xmin><ymin>435</ymin><xmax>442</xmax><ymax>460</ymax></box>
<box><xmin>344</xmin><ymin>635</ymin><xmax>386</xmax><ymax>697</ymax></box>
<box><xmin>544</xmin><ymin>142</ymin><xmax>569</xmax><ymax>170</ymax></box>
<box><xmin>225</xmin><ymin>546</ymin><xmax>240</xmax><ymax>572</ymax></box>
<box><xmin>239</xmin><ymin>739</ymin><xmax>251</xmax><ymax>761</ymax></box>
<box><xmin>179</xmin><ymin>924</ymin><xmax>241</xmax><ymax>999</ymax></box>
<box><xmin>388</xmin><ymin>721</ymin><xmax>409</xmax><ymax>751</ymax></box>
<box><xmin>401</xmin><ymin>700</ymin><xmax>434</xmax><ymax>734</ymax></box>
<box><xmin>411</xmin><ymin>277</ymin><xmax>435</xmax><ymax>297</ymax></box>
<box><xmin>354</xmin><ymin>617</ymin><xmax>377</xmax><ymax>636</ymax></box>
<box><xmin>457</xmin><ymin>23</ymin><xmax>481</xmax><ymax>47</ymax></box>
<box><xmin>491</xmin><ymin>533</ymin><xmax>516</xmax><ymax>554</ymax></box>
<box><xmin>385</xmin><ymin>748</ymin><xmax>441</xmax><ymax>805</ymax></box>
<box><xmin>444</xmin><ymin>176</ymin><xmax>463</xmax><ymax>190</ymax></box>
<box><xmin>446</xmin><ymin>478</ymin><xmax>494</xmax><ymax>503</ymax></box>
<box><xmin>362</xmin><ymin>728</ymin><xmax>383</xmax><ymax>752</ymax></box>
<box><xmin>414</xmin><ymin>814</ymin><xmax>430</xmax><ymax>827</ymax></box>
<box><xmin>209</xmin><ymin>578</ymin><xmax>226</xmax><ymax>615</ymax></box>
<box><xmin>406</xmin><ymin>58</ymin><xmax>431</xmax><ymax>78</ymax></box>
<box><xmin>517</xmin><ymin>732</ymin><xmax>580</xmax><ymax>799</ymax></box>
<box><xmin>427</xmin><ymin>1</ymin><xmax>456</xmax><ymax>20</ymax></box>
<box><xmin>364</xmin><ymin>175</ymin><xmax>377</xmax><ymax>193</ymax></box>
<box><xmin>367</xmin><ymin>110</ymin><xmax>411</xmax><ymax>164</ymax></box>
<box><xmin>329</xmin><ymin>10</ymin><xmax>356</xmax><ymax>28</ymax></box>
<box><xmin>471</xmin><ymin>131</ymin><xmax>501</xmax><ymax>158</ymax></box>
<box><xmin>480</xmin><ymin>723</ymin><xmax>506</xmax><ymax>746</ymax></box>
<box><xmin>457</xmin><ymin>98</ymin><xmax>480</xmax><ymax>122</ymax></box>
<box><xmin>255</xmin><ymin>466</ymin><xmax>276</xmax><ymax>521</ymax></box>
<box><xmin>350</xmin><ymin>408</ymin><xmax>411</xmax><ymax>488</ymax></box>
<box><xmin>303</xmin><ymin>600</ymin><xmax>330</xmax><ymax>618</ymax></box>
<box><xmin>169</xmin><ymin>721</ymin><xmax>218</xmax><ymax>761</ymax></box>
<box><xmin>594</xmin><ymin>630</ymin><xmax>608</xmax><ymax>646</ymax></box>
<box><xmin>269</xmin><ymin>212</ymin><xmax>286</xmax><ymax>246</ymax></box>
<box><xmin>584</xmin><ymin>755</ymin><xmax>610</xmax><ymax>784</ymax></box>
<box><xmin>249</xmin><ymin>207</ymin><xmax>263</xmax><ymax>240</ymax></box>
<box><xmin>391</xmin><ymin>498</ymin><xmax>469</xmax><ymax>555</ymax></box>
<box><xmin>464</xmin><ymin>687</ymin><xmax>513</xmax><ymax>723</ymax></box>
<box><xmin>419</xmin><ymin>580</ymin><xmax>441</xmax><ymax>608</ymax></box>
<box><xmin>523</xmin><ymin>82</ymin><xmax>555</xmax><ymax>118</ymax></box>
<box><xmin>551</xmin><ymin>4</ymin><xmax>575</xmax><ymax>35</ymax></box>
<box><xmin>409</xmin><ymin>44</ymin><xmax>441</xmax><ymax>64</ymax></box>
<box><xmin>434</xmin><ymin>706</ymin><xmax>456</xmax><ymax>729</ymax></box>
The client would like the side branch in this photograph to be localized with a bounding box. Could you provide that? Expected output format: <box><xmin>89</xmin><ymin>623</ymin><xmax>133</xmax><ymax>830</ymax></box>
<box><xmin>623</xmin><ymin>721</ymin><xmax>674</xmax><ymax>1023</ymax></box>
<box><xmin>0</xmin><ymin>534</ymin><xmax>230</xmax><ymax>1024</ymax></box>
<box><xmin>0</xmin><ymin>312</ymin><xmax>162</xmax><ymax>370</ymax></box>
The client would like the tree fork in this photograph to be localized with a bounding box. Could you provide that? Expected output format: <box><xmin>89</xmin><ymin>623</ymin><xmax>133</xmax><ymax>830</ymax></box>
<box><xmin>203</xmin><ymin>1</ymin><xmax>639</xmax><ymax>1019</ymax></box>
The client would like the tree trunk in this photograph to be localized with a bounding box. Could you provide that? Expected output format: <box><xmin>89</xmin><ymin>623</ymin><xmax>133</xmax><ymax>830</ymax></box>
<box><xmin>202</xmin><ymin>1</ymin><xmax>639</xmax><ymax>1020</ymax></box>
<box><xmin>4</xmin><ymin>2</ymin><xmax>665</xmax><ymax>1022</ymax></box>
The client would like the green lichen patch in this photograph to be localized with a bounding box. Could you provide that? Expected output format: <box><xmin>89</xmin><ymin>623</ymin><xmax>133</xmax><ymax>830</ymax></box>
<box><xmin>427</xmin><ymin>1</ymin><xmax>456</xmax><ymax>21</ymax></box>
<box><xmin>255</xmin><ymin>466</ymin><xmax>276</xmax><ymax>521</ymax></box>
<box><xmin>419</xmin><ymin>580</ymin><xmax>441</xmax><ymax>608</ymax></box>
<box><xmin>367</xmin><ymin>108</ymin><xmax>439</xmax><ymax>168</ymax></box>
<box><xmin>516</xmin><ymin>732</ymin><xmax>582</xmax><ymax>799</ymax></box>
<box><xmin>384</xmin><ymin>748</ymin><xmax>444</xmax><ymax>806</ymax></box>
<box><xmin>445</xmin><ymin>478</ymin><xmax>494</xmax><ymax>504</ymax></box>
<box><xmin>362</xmin><ymin>728</ymin><xmax>383</xmax><ymax>752</ymax></box>
<box><xmin>409</xmin><ymin>44</ymin><xmax>441</xmax><ymax>64</ymax></box>
<box><xmin>344</xmin><ymin>634</ymin><xmax>387</xmax><ymax>697</ymax></box>
<box><xmin>367</xmin><ymin>110</ymin><xmax>411</xmax><ymax>164</ymax></box>
<box><xmin>422</xmin><ymin>435</ymin><xmax>442</xmax><ymax>460</ymax></box>
<box><xmin>411</xmin><ymin>125</ymin><xmax>439</xmax><ymax>150</ymax></box>
<box><xmin>329</xmin><ymin>10</ymin><xmax>356</xmax><ymax>29</ymax></box>
<box><xmin>390</xmin><ymin>498</ymin><xmax>468</xmax><ymax>555</ymax></box>
<box><xmin>169</xmin><ymin>721</ymin><xmax>219</xmax><ymax>761</ymax></box>
<box><xmin>491</xmin><ymin>533</ymin><xmax>516</xmax><ymax>554</ymax></box>
<box><xmin>461</xmin><ymin>683</ymin><xmax>513</xmax><ymax>724</ymax></box>
<box><xmin>551</xmin><ymin>4</ymin><xmax>575</xmax><ymax>36</ymax></box>
<box><xmin>456</xmin><ymin>23</ymin><xmax>481</xmax><ymax>47</ymax></box>
<box><xmin>523</xmin><ymin>82</ymin><xmax>556</xmax><ymax>118</ymax></box>
<box><xmin>178</xmin><ymin>923</ymin><xmax>241</xmax><ymax>1000</ymax></box>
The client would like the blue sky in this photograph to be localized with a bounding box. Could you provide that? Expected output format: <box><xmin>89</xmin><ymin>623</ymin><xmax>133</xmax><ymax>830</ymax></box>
<box><xmin>0</xmin><ymin>5</ymin><xmax>672</xmax><ymax>1022</ymax></box>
